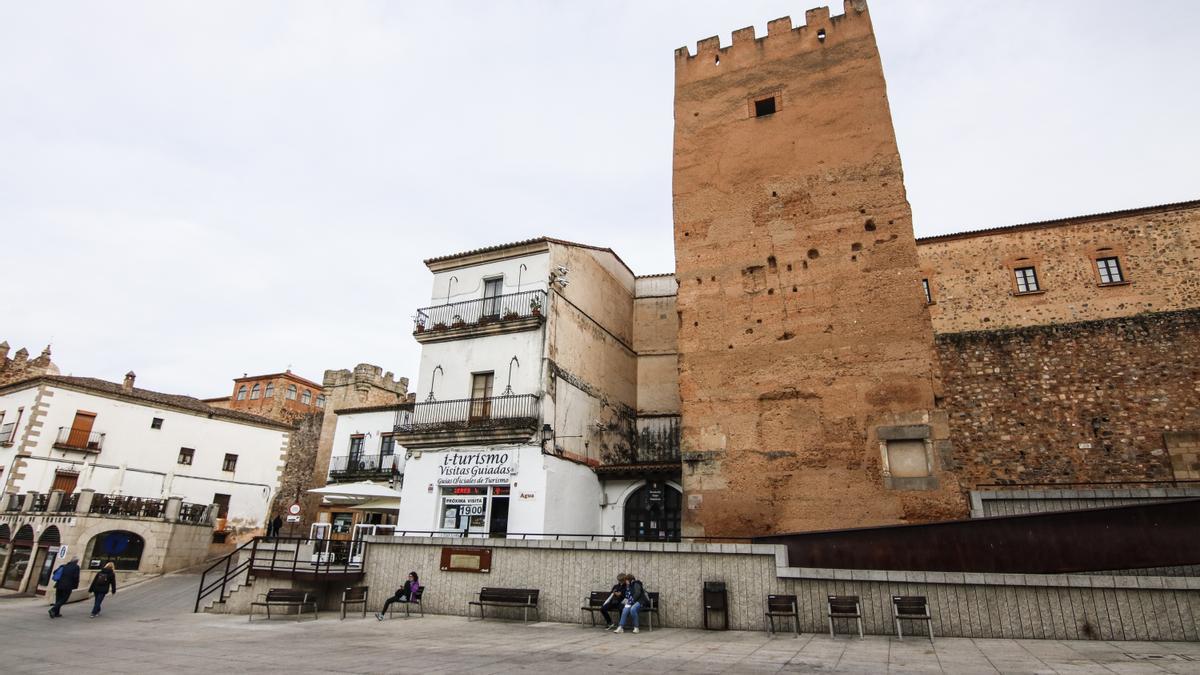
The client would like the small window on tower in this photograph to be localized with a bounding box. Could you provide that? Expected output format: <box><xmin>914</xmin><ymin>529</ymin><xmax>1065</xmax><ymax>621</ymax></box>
<box><xmin>754</xmin><ymin>96</ymin><xmax>777</xmax><ymax>117</ymax></box>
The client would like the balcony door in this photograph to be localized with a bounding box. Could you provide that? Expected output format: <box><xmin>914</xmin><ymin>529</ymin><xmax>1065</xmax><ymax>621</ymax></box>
<box><xmin>65</xmin><ymin>411</ymin><xmax>96</xmax><ymax>448</ymax></box>
<box><xmin>348</xmin><ymin>435</ymin><xmax>365</xmax><ymax>468</ymax></box>
<box><xmin>469</xmin><ymin>372</ymin><xmax>494</xmax><ymax>421</ymax></box>
<box><xmin>482</xmin><ymin>277</ymin><xmax>503</xmax><ymax>318</ymax></box>
<box><xmin>52</xmin><ymin>471</ymin><xmax>78</xmax><ymax>494</ymax></box>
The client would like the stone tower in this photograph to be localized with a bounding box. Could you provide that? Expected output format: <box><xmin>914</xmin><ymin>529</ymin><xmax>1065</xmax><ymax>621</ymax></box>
<box><xmin>673</xmin><ymin>1</ymin><xmax>965</xmax><ymax>536</ymax></box>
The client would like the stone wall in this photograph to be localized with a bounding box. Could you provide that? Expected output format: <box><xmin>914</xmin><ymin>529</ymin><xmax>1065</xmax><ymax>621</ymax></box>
<box><xmin>672</xmin><ymin>2</ymin><xmax>963</xmax><ymax>535</ymax></box>
<box><xmin>919</xmin><ymin>201</ymin><xmax>1200</xmax><ymax>334</ymax></box>
<box><xmin>217</xmin><ymin>536</ymin><xmax>1200</xmax><ymax>641</ymax></box>
<box><xmin>0</xmin><ymin>342</ymin><xmax>56</xmax><ymax>387</ymax></box>
<box><xmin>937</xmin><ymin>310</ymin><xmax>1200</xmax><ymax>486</ymax></box>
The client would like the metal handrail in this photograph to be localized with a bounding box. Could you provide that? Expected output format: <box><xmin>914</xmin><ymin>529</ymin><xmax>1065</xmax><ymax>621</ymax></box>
<box><xmin>328</xmin><ymin>453</ymin><xmax>402</xmax><ymax>474</ymax></box>
<box><xmin>373</xmin><ymin>529</ymin><xmax>752</xmax><ymax>543</ymax></box>
<box><xmin>56</xmin><ymin>493</ymin><xmax>80</xmax><ymax>513</ymax></box>
<box><xmin>53</xmin><ymin>426</ymin><xmax>105</xmax><ymax>451</ymax></box>
<box><xmin>413</xmin><ymin>289</ymin><xmax>546</xmax><ymax>333</ymax></box>
<box><xmin>396</xmin><ymin>394</ymin><xmax>539</xmax><ymax>433</ymax></box>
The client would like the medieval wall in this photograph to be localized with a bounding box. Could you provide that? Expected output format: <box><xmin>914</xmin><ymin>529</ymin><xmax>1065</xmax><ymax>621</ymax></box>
<box><xmin>0</xmin><ymin>342</ymin><xmax>56</xmax><ymax>387</ymax></box>
<box><xmin>937</xmin><ymin>310</ymin><xmax>1200</xmax><ymax>487</ymax></box>
<box><xmin>918</xmin><ymin>201</ymin><xmax>1200</xmax><ymax>334</ymax></box>
<box><xmin>673</xmin><ymin>1</ymin><xmax>964</xmax><ymax>536</ymax></box>
<box><xmin>633</xmin><ymin>275</ymin><xmax>680</xmax><ymax>416</ymax></box>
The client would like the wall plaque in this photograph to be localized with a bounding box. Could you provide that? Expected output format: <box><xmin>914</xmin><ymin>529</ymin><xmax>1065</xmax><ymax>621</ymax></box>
<box><xmin>440</xmin><ymin>546</ymin><xmax>492</xmax><ymax>573</ymax></box>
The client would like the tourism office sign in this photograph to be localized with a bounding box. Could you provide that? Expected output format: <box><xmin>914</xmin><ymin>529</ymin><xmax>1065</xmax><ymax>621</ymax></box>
<box><xmin>436</xmin><ymin>451</ymin><xmax>516</xmax><ymax>486</ymax></box>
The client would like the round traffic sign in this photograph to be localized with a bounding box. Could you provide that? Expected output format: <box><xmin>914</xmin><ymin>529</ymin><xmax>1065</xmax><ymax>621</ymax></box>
<box><xmin>288</xmin><ymin>503</ymin><xmax>301</xmax><ymax>515</ymax></box>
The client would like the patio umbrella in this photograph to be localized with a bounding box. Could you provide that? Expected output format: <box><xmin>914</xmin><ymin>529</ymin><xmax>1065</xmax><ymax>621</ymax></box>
<box><xmin>306</xmin><ymin>482</ymin><xmax>401</xmax><ymax>499</ymax></box>
<box><xmin>348</xmin><ymin>498</ymin><xmax>402</xmax><ymax>513</ymax></box>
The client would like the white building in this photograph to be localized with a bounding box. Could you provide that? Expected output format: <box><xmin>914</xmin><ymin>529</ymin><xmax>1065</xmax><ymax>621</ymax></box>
<box><xmin>318</xmin><ymin>403</ymin><xmax>412</xmax><ymax>533</ymax></box>
<box><xmin>0</xmin><ymin>372</ymin><xmax>292</xmax><ymax>590</ymax></box>
<box><xmin>394</xmin><ymin>238</ymin><xmax>683</xmax><ymax>539</ymax></box>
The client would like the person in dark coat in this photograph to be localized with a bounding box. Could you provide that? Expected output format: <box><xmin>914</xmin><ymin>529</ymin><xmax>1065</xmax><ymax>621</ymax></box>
<box><xmin>49</xmin><ymin>556</ymin><xmax>80</xmax><ymax>618</ymax></box>
<box><xmin>88</xmin><ymin>561</ymin><xmax>118</xmax><ymax>617</ymax></box>
<box><xmin>270</xmin><ymin>515</ymin><xmax>283</xmax><ymax>538</ymax></box>
<box><xmin>376</xmin><ymin>571</ymin><xmax>420</xmax><ymax>620</ymax></box>
<box><xmin>601</xmin><ymin>573</ymin><xmax>627</xmax><ymax>630</ymax></box>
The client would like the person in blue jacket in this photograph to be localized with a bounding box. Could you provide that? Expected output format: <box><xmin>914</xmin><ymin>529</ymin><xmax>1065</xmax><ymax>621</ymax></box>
<box><xmin>48</xmin><ymin>556</ymin><xmax>80</xmax><ymax>618</ymax></box>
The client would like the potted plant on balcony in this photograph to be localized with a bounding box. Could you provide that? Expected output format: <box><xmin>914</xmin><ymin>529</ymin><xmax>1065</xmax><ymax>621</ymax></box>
<box><xmin>450</xmin><ymin>314</ymin><xmax>466</xmax><ymax>329</ymax></box>
<box><xmin>414</xmin><ymin>316</ymin><xmax>427</xmax><ymax>334</ymax></box>
<box><xmin>502</xmin><ymin>309</ymin><xmax>520</xmax><ymax>321</ymax></box>
<box><xmin>530</xmin><ymin>296</ymin><xmax>543</xmax><ymax>317</ymax></box>
<box><xmin>430</xmin><ymin>321</ymin><xmax>448</xmax><ymax>332</ymax></box>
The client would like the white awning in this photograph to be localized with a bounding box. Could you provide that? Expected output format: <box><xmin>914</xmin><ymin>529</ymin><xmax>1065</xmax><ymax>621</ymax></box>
<box><xmin>348</xmin><ymin>498</ymin><xmax>402</xmax><ymax>513</ymax></box>
<box><xmin>307</xmin><ymin>482</ymin><xmax>401</xmax><ymax>499</ymax></box>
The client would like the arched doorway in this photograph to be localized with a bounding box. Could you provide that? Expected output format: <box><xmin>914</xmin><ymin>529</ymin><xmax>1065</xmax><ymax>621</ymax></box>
<box><xmin>623</xmin><ymin>481</ymin><xmax>682</xmax><ymax>542</ymax></box>
<box><xmin>86</xmin><ymin>531</ymin><xmax>145</xmax><ymax>571</ymax></box>
<box><xmin>2</xmin><ymin>525</ymin><xmax>34</xmax><ymax>590</ymax></box>
<box><xmin>33</xmin><ymin>526</ymin><xmax>62</xmax><ymax>593</ymax></box>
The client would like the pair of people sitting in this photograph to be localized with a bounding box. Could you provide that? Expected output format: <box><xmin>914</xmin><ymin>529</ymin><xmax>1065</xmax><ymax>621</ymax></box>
<box><xmin>599</xmin><ymin>572</ymin><xmax>648</xmax><ymax>634</ymax></box>
<box><xmin>376</xmin><ymin>571</ymin><xmax>420</xmax><ymax>620</ymax></box>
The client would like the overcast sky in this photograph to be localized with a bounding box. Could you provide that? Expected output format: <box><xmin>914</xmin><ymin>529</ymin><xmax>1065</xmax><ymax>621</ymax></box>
<box><xmin>2</xmin><ymin>1</ymin><xmax>1197</xmax><ymax>398</ymax></box>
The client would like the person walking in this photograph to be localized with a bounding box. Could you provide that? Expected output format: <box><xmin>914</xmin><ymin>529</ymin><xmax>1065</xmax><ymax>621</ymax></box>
<box><xmin>601</xmin><ymin>574</ymin><xmax>626</xmax><ymax>630</ymax></box>
<box><xmin>269</xmin><ymin>514</ymin><xmax>283</xmax><ymax>538</ymax></box>
<box><xmin>376</xmin><ymin>571</ymin><xmax>420</xmax><ymax>620</ymax></box>
<box><xmin>613</xmin><ymin>573</ymin><xmax>648</xmax><ymax>634</ymax></box>
<box><xmin>88</xmin><ymin>562</ymin><xmax>118</xmax><ymax>618</ymax></box>
<box><xmin>48</xmin><ymin>556</ymin><xmax>80</xmax><ymax>618</ymax></box>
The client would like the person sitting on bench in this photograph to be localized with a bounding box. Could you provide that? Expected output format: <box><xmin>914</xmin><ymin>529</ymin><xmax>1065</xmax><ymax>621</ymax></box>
<box><xmin>601</xmin><ymin>574</ymin><xmax>626</xmax><ymax>630</ymax></box>
<box><xmin>376</xmin><ymin>571</ymin><xmax>420</xmax><ymax>620</ymax></box>
<box><xmin>613</xmin><ymin>573</ymin><xmax>647</xmax><ymax>634</ymax></box>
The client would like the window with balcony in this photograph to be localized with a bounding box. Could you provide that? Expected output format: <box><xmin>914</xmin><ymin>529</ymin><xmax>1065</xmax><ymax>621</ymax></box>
<box><xmin>250</xmin><ymin>383</ymin><xmax>260</xmax><ymax>400</ymax></box>
<box><xmin>178</xmin><ymin>448</ymin><xmax>194</xmax><ymax>465</ymax></box>
<box><xmin>412</xmin><ymin>289</ymin><xmax>547</xmax><ymax>343</ymax></box>
<box><xmin>482</xmin><ymin>277</ymin><xmax>503</xmax><ymax>318</ymax></box>
<box><xmin>55</xmin><ymin>411</ymin><xmax>102</xmax><ymax>452</ymax></box>
<box><xmin>470</xmin><ymin>372</ymin><xmax>495</xmax><ymax>420</ymax></box>
<box><xmin>222</xmin><ymin>453</ymin><xmax>238</xmax><ymax>472</ymax></box>
<box><xmin>286</xmin><ymin>385</ymin><xmax>297</xmax><ymax>400</ymax></box>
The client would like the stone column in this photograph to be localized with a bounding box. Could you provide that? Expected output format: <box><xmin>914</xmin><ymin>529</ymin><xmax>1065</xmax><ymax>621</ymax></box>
<box><xmin>164</xmin><ymin>497</ymin><xmax>182</xmax><ymax>522</ymax></box>
<box><xmin>203</xmin><ymin>503</ymin><xmax>219</xmax><ymax>526</ymax></box>
<box><xmin>19</xmin><ymin>491</ymin><xmax>36</xmax><ymax>513</ymax></box>
<box><xmin>76</xmin><ymin>488</ymin><xmax>95</xmax><ymax>514</ymax></box>
<box><xmin>47</xmin><ymin>489</ymin><xmax>65</xmax><ymax>513</ymax></box>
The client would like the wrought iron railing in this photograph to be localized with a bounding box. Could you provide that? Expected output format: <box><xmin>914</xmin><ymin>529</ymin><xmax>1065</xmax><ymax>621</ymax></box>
<box><xmin>413</xmin><ymin>289</ymin><xmax>546</xmax><ymax>334</ymax></box>
<box><xmin>5</xmin><ymin>494</ymin><xmax>23</xmax><ymax>512</ymax></box>
<box><xmin>396</xmin><ymin>394</ymin><xmax>540</xmax><ymax>434</ymax></box>
<box><xmin>178</xmin><ymin>502</ymin><xmax>210</xmax><ymax>525</ymax></box>
<box><xmin>56</xmin><ymin>493</ymin><xmax>80</xmax><ymax>513</ymax></box>
<box><xmin>89</xmin><ymin>494</ymin><xmax>164</xmax><ymax>518</ymax></box>
<box><xmin>329</xmin><ymin>453</ymin><xmax>401</xmax><ymax>477</ymax></box>
<box><xmin>53</xmin><ymin>426</ymin><xmax>105</xmax><ymax>451</ymax></box>
<box><xmin>29</xmin><ymin>493</ymin><xmax>49</xmax><ymax>512</ymax></box>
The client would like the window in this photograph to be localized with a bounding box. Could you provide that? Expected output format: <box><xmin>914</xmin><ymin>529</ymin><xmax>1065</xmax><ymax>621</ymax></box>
<box><xmin>1014</xmin><ymin>266</ymin><xmax>1040</xmax><ymax>293</ymax></box>
<box><xmin>316</xmin><ymin>394</ymin><xmax>326</xmax><ymax>409</ymax></box>
<box><xmin>0</xmin><ymin>420</ymin><xmax>15</xmax><ymax>445</ymax></box>
<box><xmin>286</xmin><ymin>384</ymin><xmax>297</xmax><ymax>400</ymax></box>
<box><xmin>380</xmin><ymin>433</ymin><xmax>395</xmax><ymax>457</ymax></box>
<box><xmin>249</xmin><ymin>384</ymin><xmax>260</xmax><ymax>400</ymax></box>
<box><xmin>150</xmin><ymin>417</ymin><xmax>163</xmax><ymax>430</ymax></box>
<box><xmin>469</xmin><ymin>372</ymin><xmax>494</xmax><ymax>420</ymax></box>
<box><xmin>921</xmin><ymin>279</ymin><xmax>932</xmax><ymax>305</ymax></box>
<box><xmin>348</xmin><ymin>435</ymin><xmax>364</xmax><ymax>462</ymax></box>
<box><xmin>754</xmin><ymin>96</ymin><xmax>777</xmax><ymax>117</ymax></box>
<box><xmin>482</xmin><ymin>277</ymin><xmax>503</xmax><ymax>317</ymax></box>
<box><xmin>301</xmin><ymin>389</ymin><xmax>312</xmax><ymax>405</ymax></box>
<box><xmin>222</xmin><ymin>453</ymin><xmax>238</xmax><ymax>472</ymax></box>
<box><xmin>178</xmin><ymin>448</ymin><xmax>194</xmax><ymax>465</ymax></box>
<box><xmin>213</xmin><ymin>493</ymin><xmax>231</xmax><ymax>519</ymax></box>
<box><xmin>1096</xmin><ymin>256</ymin><xmax>1124</xmax><ymax>284</ymax></box>
<box><xmin>264</xmin><ymin>382</ymin><xmax>275</xmax><ymax>398</ymax></box>
<box><xmin>236</xmin><ymin>385</ymin><xmax>248</xmax><ymax>401</ymax></box>
<box><xmin>331</xmin><ymin>512</ymin><xmax>354</xmax><ymax>534</ymax></box>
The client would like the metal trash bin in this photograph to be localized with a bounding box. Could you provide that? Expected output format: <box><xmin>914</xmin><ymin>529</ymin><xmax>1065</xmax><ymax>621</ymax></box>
<box><xmin>703</xmin><ymin>581</ymin><xmax>728</xmax><ymax>630</ymax></box>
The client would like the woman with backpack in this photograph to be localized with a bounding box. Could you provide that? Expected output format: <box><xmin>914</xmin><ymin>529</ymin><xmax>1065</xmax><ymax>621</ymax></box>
<box><xmin>88</xmin><ymin>562</ymin><xmax>117</xmax><ymax>618</ymax></box>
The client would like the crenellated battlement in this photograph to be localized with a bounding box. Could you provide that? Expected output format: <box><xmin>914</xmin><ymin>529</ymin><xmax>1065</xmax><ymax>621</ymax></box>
<box><xmin>675</xmin><ymin>0</ymin><xmax>870</xmax><ymax>79</ymax></box>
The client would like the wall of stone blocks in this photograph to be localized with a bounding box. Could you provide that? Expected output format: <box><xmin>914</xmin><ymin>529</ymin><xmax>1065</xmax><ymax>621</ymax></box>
<box><xmin>937</xmin><ymin>309</ymin><xmax>1200</xmax><ymax>486</ymax></box>
<box><xmin>213</xmin><ymin>537</ymin><xmax>1200</xmax><ymax>641</ymax></box>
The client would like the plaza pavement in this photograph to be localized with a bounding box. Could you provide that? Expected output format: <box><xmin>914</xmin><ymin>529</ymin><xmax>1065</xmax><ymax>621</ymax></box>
<box><xmin>1</xmin><ymin>572</ymin><xmax>1199</xmax><ymax>673</ymax></box>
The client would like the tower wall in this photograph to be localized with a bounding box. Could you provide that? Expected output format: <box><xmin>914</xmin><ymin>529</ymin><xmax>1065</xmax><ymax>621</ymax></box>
<box><xmin>673</xmin><ymin>1</ymin><xmax>966</xmax><ymax>535</ymax></box>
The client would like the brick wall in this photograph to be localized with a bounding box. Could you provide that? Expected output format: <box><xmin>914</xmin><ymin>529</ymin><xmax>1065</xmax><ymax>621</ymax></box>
<box><xmin>937</xmin><ymin>309</ymin><xmax>1200</xmax><ymax>486</ymax></box>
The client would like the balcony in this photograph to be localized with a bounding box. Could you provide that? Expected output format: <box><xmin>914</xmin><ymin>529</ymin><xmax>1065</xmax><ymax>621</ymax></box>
<box><xmin>413</xmin><ymin>290</ymin><xmax>546</xmax><ymax>344</ymax></box>
<box><xmin>597</xmin><ymin>415</ymin><xmax>681</xmax><ymax>477</ymax></box>
<box><xmin>394</xmin><ymin>394</ymin><xmax>540</xmax><ymax>448</ymax></box>
<box><xmin>90</xmin><ymin>494</ymin><xmax>165</xmax><ymax>518</ymax></box>
<box><xmin>53</xmin><ymin>426</ymin><xmax>105</xmax><ymax>453</ymax></box>
<box><xmin>328</xmin><ymin>453</ymin><xmax>402</xmax><ymax>483</ymax></box>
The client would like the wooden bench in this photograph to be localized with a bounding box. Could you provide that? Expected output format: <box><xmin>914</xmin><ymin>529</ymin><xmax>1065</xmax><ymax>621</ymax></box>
<box><xmin>249</xmin><ymin>588</ymin><xmax>318</xmax><ymax>622</ymax></box>
<box><xmin>468</xmin><ymin>587</ymin><xmax>540</xmax><ymax>623</ymax></box>
<box><xmin>580</xmin><ymin>590</ymin><xmax>620</xmax><ymax>627</ymax></box>
<box><xmin>386</xmin><ymin>585</ymin><xmax>425</xmax><ymax>618</ymax></box>
<box><xmin>764</xmin><ymin>594</ymin><xmax>800</xmax><ymax>637</ymax></box>
<box><xmin>826</xmin><ymin>595</ymin><xmax>863</xmax><ymax>638</ymax></box>
<box><xmin>340</xmin><ymin>586</ymin><xmax>368</xmax><ymax>620</ymax></box>
<box><xmin>892</xmin><ymin>595</ymin><xmax>934</xmax><ymax>642</ymax></box>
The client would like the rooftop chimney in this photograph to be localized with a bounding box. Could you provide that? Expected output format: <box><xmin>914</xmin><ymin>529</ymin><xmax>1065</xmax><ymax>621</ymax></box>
<box><xmin>123</xmin><ymin>371</ymin><xmax>136</xmax><ymax>391</ymax></box>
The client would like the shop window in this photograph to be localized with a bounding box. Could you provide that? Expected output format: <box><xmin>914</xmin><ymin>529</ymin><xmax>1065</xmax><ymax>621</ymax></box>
<box><xmin>250</xmin><ymin>384</ymin><xmax>261</xmax><ymax>400</ymax></box>
<box><xmin>301</xmin><ymin>389</ymin><xmax>312</xmax><ymax>405</ymax></box>
<box><xmin>236</xmin><ymin>385</ymin><xmax>247</xmax><ymax>401</ymax></box>
<box><xmin>178</xmin><ymin>448</ymin><xmax>194</xmax><ymax>465</ymax></box>
<box><xmin>438</xmin><ymin>485</ymin><xmax>508</xmax><ymax>536</ymax></box>
<box><xmin>331</xmin><ymin>512</ymin><xmax>354</xmax><ymax>534</ymax></box>
<box><xmin>222</xmin><ymin>453</ymin><xmax>238</xmax><ymax>472</ymax></box>
<box><xmin>1014</xmin><ymin>266</ymin><xmax>1040</xmax><ymax>294</ymax></box>
<box><xmin>1096</xmin><ymin>256</ymin><xmax>1125</xmax><ymax>284</ymax></box>
<box><xmin>87</xmin><ymin>531</ymin><xmax>145</xmax><ymax>570</ymax></box>
<box><xmin>286</xmin><ymin>384</ymin><xmax>297</xmax><ymax>400</ymax></box>
<box><xmin>264</xmin><ymin>382</ymin><xmax>275</xmax><ymax>398</ymax></box>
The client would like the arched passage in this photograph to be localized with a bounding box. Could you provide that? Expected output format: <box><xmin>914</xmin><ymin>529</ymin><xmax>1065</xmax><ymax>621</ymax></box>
<box><xmin>85</xmin><ymin>531</ymin><xmax>145</xmax><ymax>571</ymax></box>
<box><xmin>623</xmin><ymin>481</ymin><xmax>682</xmax><ymax>542</ymax></box>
